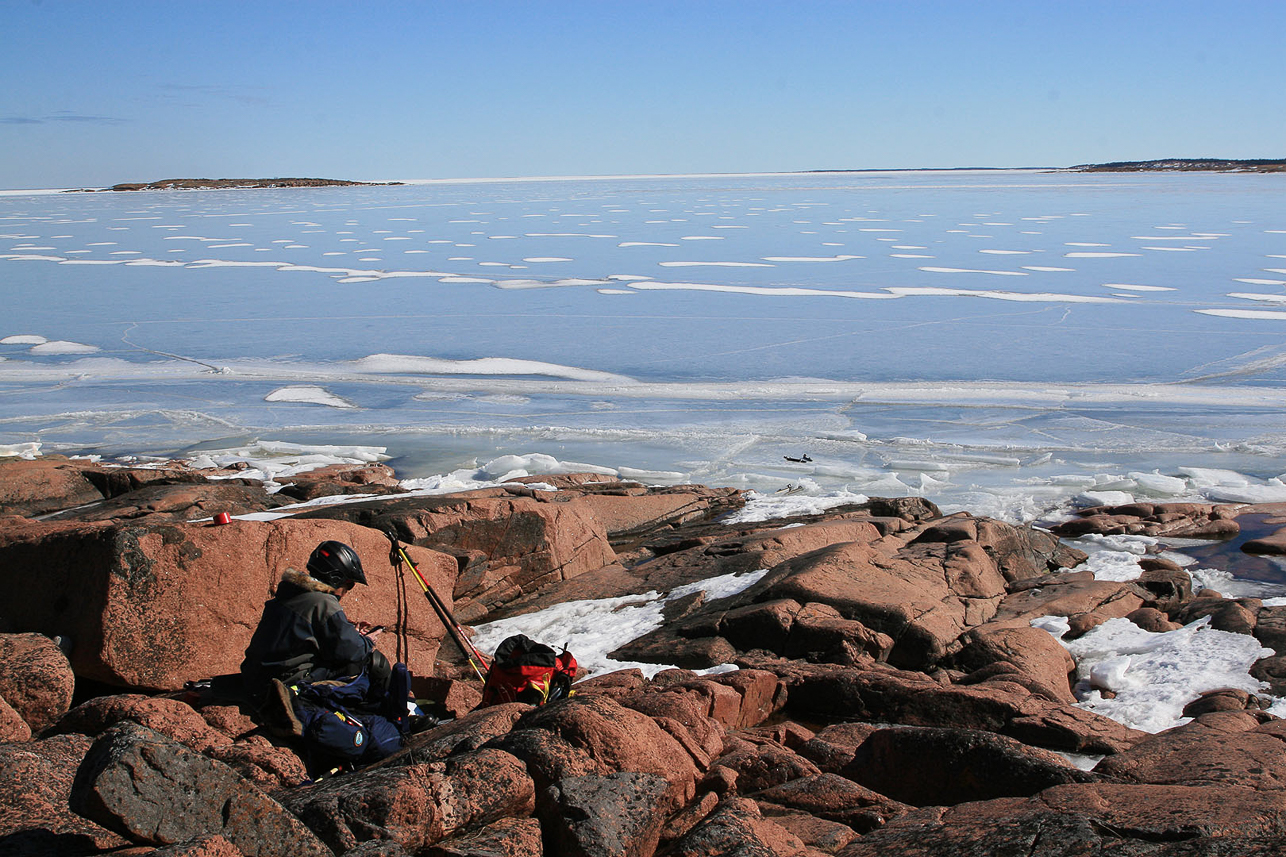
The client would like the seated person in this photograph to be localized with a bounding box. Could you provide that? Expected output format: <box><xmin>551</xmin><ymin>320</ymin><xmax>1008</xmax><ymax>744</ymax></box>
<box><xmin>241</xmin><ymin>541</ymin><xmax>392</xmax><ymax>728</ymax></box>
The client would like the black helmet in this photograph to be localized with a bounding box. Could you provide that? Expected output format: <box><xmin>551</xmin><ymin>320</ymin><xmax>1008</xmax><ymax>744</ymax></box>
<box><xmin>306</xmin><ymin>541</ymin><xmax>367</xmax><ymax>587</ymax></box>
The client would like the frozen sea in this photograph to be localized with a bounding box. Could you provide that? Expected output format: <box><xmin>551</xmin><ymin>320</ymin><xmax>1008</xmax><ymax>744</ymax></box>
<box><xmin>4</xmin><ymin>169</ymin><xmax>1286</xmax><ymax>734</ymax></box>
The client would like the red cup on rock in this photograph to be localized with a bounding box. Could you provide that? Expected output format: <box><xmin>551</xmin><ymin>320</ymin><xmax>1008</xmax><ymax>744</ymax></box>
<box><xmin>213</xmin><ymin>512</ymin><xmax>232</xmax><ymax>525</ymax></box>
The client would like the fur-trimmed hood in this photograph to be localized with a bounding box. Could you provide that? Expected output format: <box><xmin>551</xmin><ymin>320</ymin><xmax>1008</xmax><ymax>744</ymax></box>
<box><xmin>281</xmin><ymin>567</ymin><xmax>341</xmax><ymax>596</ymax></box>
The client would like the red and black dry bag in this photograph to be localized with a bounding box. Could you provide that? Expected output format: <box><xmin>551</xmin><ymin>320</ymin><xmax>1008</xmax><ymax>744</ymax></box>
<box><xmin>480</xmin><ymin>634</ymin><xmax>577</xmax><ymax>707</ymax></box>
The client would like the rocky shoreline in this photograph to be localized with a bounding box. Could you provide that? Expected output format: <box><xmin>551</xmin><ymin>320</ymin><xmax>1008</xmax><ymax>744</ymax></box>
<box><xmin>69</xmin><ymin>178</ymin><xmax>402</xmax><ymax>193</ymax></box>
<box><xmin>3</xmin><ymin>455</ymin><xmax>1286</xmax><ymax>856</ymax></box>
<box><xmin>1069</xmin><ymin>158</ymin><xmax>1286</xmax><ymax>173</ymax></box>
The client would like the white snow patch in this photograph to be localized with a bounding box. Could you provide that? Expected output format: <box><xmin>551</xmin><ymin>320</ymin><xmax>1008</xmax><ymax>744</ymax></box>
<box><xmin>720</xmin><ymin>488</ymin><xmax>870</xmax><ymax>524</ymax></box>
<box><xmin>0</xmin><ymin>442</ymin><xmax>41</xmax><ymax>459</ymax></box>
<box><xmin>1039</xmin><ymin>616</ymin><xmax>1272</xmax><ymax>733</ymax></box>
<box><xmin>658</xmin><ymin>261</ymin><xmax>775</xmax><ymax>268</ymax></box>
<box><xmin>470</xmin><ymin>568</ymin><xmax>771</xmax><ymax>679</ymax></box>
<box><xmin>352</xmin><ymin>353</ymin><xmax>634</xmax><ymax>384</ymax></box>
<box><xmin>30</xmin><ymin>340</ymin><xmax>99</xmax><ymax>354</ymax></box>
<box><xmin>264</xmin><ymin>385</ymin><xmax>357</xmax><ymax>409</ymax></box>
<box><xmin>1196</xmin><ymin>309</ymin><xmax>1286</xmax><ymax>321</ymax></box>
<box><xmin>919</xmin><ymin>266</ymin><xmax>1028</xmax><ymax>277</ymax></box>
<box><xmin>760</xmin><ymin>255</ymin><xmax>863</xmax><ymax>262</ymax></box>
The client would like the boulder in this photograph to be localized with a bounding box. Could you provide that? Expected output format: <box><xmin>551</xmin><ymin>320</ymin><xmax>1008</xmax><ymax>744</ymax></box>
<box><xmin>609</xmin><ymin>630</ymin><xmax>739</xmax><ymax>671</ymax></box>
<box><xmin>989</xmin><ymin>576</ymin><xmax>1149</xmax><ymax>628</ymax></box>
<box><xmin>50</xmin><ymin>694</ymin><xmax>232</xmax><ymax>752</ymax></box>
<box><xmin>1095</xmin><ymin>712</ymin><xmax>1286</xmax><ymax>790</ymax></box>
<box><xmin>711</xmin><ymin>742</ymin><xmax>820</xmax><ymax>793</ymax></box>
<box><xmin>841</xmin><ymin>726</ymin><xmax>1095</xmax><ymax>806</ymax></box>
<box><xmin>659</xmin><ymin>791</ymin><xmax>720</xmax><ymax>847</ymax></box>
<box><xmin>543</xmin><ymin>772</ymin><xmax>671</xmax><ymax>857</ymax></box>
<box><xmin>1127</xmin><ymin>607</ymin><xmax>1183</xmax><ymax>633</ymax></box>
<box><xmin>954</xmin><ymin>625</ymin><xmax>1077</xmax><ymax>704</ymax></box>
<box><xmin>837</xmin><ymin>784</ymin><xmax>1286</xmax><ymax>856</ymax></box>
<box><xmin>280</xmin><ymin>748</ymin><xmax>535</xmax><ymax>854</ymax></box>
<box><xmin>783</xmin><ymin>602</ymin><xmax>895</xmax><ymax>663</ymax></box>
<box><xmin>274</xmin><ymin>463</ymin><xmax>403</xmax><ymax>502</ymax></box>
<box><xmin>768</xmin><ymin>661</ymin><xmax>1145</xmax><ymax>755</ymax></box>
<box><xmin>1181</xmin><ymin>690</ymin><xmax>1267</xmax><ymax>718</ymax></box>
<box><xmin>569</xmin><ymin>485</ymin><xmax>745</xmax><ymax>540</ymax></box>
<box><xmin>205</xmin><ymin>737</ymin><xmax>310</xmax><ymax>791</ymax></box>
<box><xmin>0</xmin><ymin>632</ymin><xmax>76</xmax><ymax>733</ymax></box>
<box><xmin>1177</xmin><ymin>598</ymin><xmax>1260</xmax><ymax>635</ymax></box>
<box><xmin>0</xmin><ymin>456</ymin><xmax>284</xmax><ymax>523</ymax></box>
<box><xmin>513</xmin><ymin>694</ymin><xmax>700</xmax><ymax>809</ymax></box>
<box><xmin>0</xmin><ymin>518</ymin><xmax>455</xmax><ymax>690</ymax></box>
<box><xmin>666</xmin><ymin>797</ymin><xmax>807</xmax><ymax>857</ymax></box>
<box><xmin>347</xmin><ymin>842</ymin><xmax>412</xmax><ymax>857</ymax></box>
<box><xmin>763</xmin><ymin>811</ymin><xmax>858</xmax><ymax>852</ymax></box>
<box><xmin>606</xmin><ymin>517</ymin><xmax>895</xmax><ymax>611</ymax></box>
<box><xmin>1051</xmin><ymin>502</ymin><xmax>1242</xmax><ymax>540</ymax></box>
<box><xmin>423</xmin><ymin>816</ymin><xmax>543</xmax><ymax>857</ymax></box>
<box><xmin>795</xmin><ymin>723</ymin><xmax>881</xmax><ymax>773</ymax></box>
<box><xmin>41</xmin><ymin>481</ymin><xmax>283</xmax><ymax>524</ymax></box>
<box><xmin>0</xmin><ymin>457</ymin><xmax>107</xmax><ymax>517</ymax></box>
<box><xmin>1135</xmin><ymin>566</ymin><xmax>1193</xmax><ymax>612</ymax></box>
<box><xmin>150</xmin><ymin>834</ymin><xmax>248</xmax><ymax>857</ymax></box>
<box><xmin>380</xmin><ymin>703</ymin><xmax>529</xmax><ymax>767</ymax></box>
<box><xmin>752</xmin><ymin>773</ymin><xmax>911</xmax><ymax>833</ymax></box>
<box><xmin>572</xmin><ymin>668</ymin><xmax>650</xmax><ymax>698</ymax></box>
<box><xmin>295</xmin><ymin>492</ymin><xmax>620</xmax><ymax>622</ymax></box>
<box><xmin>0</xmin><ymin>733</ymin><xmax>131</xmax><ymax>856</ymax></box>
<box><xmin>619</xmin><ymin>688</ymin><xmax>726</xmax><ymax>769</ymax></box>
<box><xmin>486</xmin><ymin>727</ymin><xmax>606</xmax><ymax>796</ymax></box>
<box><xmin>1253</xmin><ymin>605</ymin><xmax>1286</xmax><ymax>656</ymax></box>
<box><xmin>1243</xmin><ymin>525</ymin><xmax>1286</xmax><ymax>556</ymax></box>
<box><xmin>1252</xmin><ymin>654</ymin><xmax>1286</xmax><ymax>696</ymax></box>
<box><xmin>749</xmin><ymin>539</ymin><xmax>1006</xmax><ymax>670</ymax></box>
<box><xmin>198</xmin><ymin>704</ymin><xmax>259</xmax><ymax>741</ymax></box>
<box><xmin>0</xmin><ymin>694</ymin><xmax>30</xmax><ymax>743</ymax></box>
<box><xmin>708</xmin><ymin>669</ymin><xmax>786</xmax><ymax>729</ymax></box>
<box><xmin>972</xmin><ymin>519</ymin><xmax>1086</xmax><ymax>582</ymax></box>
<box><xmin>69</xmin><ymin>722</ymin><xmax>330</xmax><ymax>857</ymax></box>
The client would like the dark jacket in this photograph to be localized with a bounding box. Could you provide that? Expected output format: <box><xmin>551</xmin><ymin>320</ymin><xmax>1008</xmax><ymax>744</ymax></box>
<box><xmin>240</xmin><ymin>568</ymin><xmax>388</xmax><ymax>700</ymax></box>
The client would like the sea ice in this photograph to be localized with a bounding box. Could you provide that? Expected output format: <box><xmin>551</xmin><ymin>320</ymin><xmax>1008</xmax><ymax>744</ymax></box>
<box><xmin>1044</xmin><ymin>616</ymin><xmax>1273</xmax><ymax>733</ymax></box>
<box><xmin>352</xmin><ymin>354</ymin><xmax>633</xmax><ymax>384</ymax></box>
<box><xmin>720</xmin><ymin>488</ymin><xmax>871</xmax><ymax>524</ymax></box>
<box><xmin>658</xmin><ymin>261</ymin><xmax>774</xmax><ymax>268</ymax></box>
<box><xmin>470</xmin><ymin>568</ymin><xmax>771</xmax><ymax>679</ymax></box>
<box><xmin>761</xmin><ymin>255</ymin><xmax>863</xmax><ymax>262</ymax></box>
<box><xmin>919</xmin><ymin>267</ymin><xmax>1028</xmax><ymax>276</ymax></box>
<box><xmin>30</xmin><ymin>340</ymin><xmax>99</xmax><ymax>354</ymax></box>
<box><xmin>1065</xmin><ymin>533</ymin><xmax>1156</xmax><ymax>582</ymax></box>
<box><xmin>1196</xmin><ymin>309</ymin><xmax>1286</xmax><ymax>320</ymax></box>
<box><xmin>264</xmin><ymin>386</ymin><xmax>356</xmax><ymax>409</ymax></box>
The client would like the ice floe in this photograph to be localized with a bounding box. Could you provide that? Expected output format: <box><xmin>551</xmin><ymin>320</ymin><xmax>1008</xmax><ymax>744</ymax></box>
<box><xmin>264</xmin><ymin>385</ymin><xmax>357</xmax><ymax>409</ymax></box>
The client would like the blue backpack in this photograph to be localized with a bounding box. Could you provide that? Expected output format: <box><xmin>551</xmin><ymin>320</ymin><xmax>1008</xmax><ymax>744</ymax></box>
<box><xmin>290</xmin><ymin>664</ymin><xmax>411</xmax><ymax>764</ymax></box>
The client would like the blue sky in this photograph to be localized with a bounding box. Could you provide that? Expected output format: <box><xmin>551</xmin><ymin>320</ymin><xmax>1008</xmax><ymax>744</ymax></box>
<box><xmin>2</xmin><ymin>0</ymin><xmax>1283</xmax><ymax>189</ymax></box>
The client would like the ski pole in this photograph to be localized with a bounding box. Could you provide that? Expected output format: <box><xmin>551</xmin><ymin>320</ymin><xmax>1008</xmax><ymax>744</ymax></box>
<box><xmin>385</xmin><ymin>531</ymin><xmax>490</xmax><ymax>682</ymax></box>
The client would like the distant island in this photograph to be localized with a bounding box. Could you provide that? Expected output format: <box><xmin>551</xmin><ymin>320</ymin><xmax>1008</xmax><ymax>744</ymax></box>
<box><xmin>62</xmin><ymin>162</ymin><xmax>1285</xmax><ymax>193</ymax></box>
<box><xmin>1070</xmin><ymin>158</ymin><xmax>1286</xmax><ymax>173</ymax></box>
<box><xmin>70</xmin><ymin>177</ymin><xmax>403</xmax><ymax>192</ymax></box>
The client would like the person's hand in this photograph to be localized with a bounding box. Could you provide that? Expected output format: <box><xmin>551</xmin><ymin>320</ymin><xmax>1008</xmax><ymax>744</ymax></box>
<box><xmin>355</xmin><ymin>621</ymin><xmax>384</xmax><ymax>639</ymax></box>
